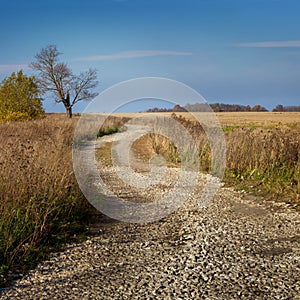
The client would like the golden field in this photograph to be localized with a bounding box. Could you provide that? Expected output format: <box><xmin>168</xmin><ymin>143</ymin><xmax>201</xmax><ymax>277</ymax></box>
<box><xmin>113</xmin><ymin>112</ymin><xmax>300</xmax><ymax>126</ymax></box>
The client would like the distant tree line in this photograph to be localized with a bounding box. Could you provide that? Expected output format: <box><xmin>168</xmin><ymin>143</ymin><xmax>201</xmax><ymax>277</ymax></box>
<box><xmin>146</xmin><ymin>103</ymin><xmax>300</xmax><ymax>113</ymax></box>
<box><xmin>146</xmin><ymin>107</ymin><xmax>172</xmax><ymax>112</ymax></box>
<box><xmin>185</xmin><ymin>103</ymin><xmax>269</xmax><ymax>112</ymax></box>
<box><xmin>272</xmin><ymin>104</ymin><xmax>300</xmax><ymax>112</ymax></box>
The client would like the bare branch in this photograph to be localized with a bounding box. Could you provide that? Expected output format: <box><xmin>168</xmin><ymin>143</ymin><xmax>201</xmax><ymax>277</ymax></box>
<box><xmin>70</xmin><ymin>68</ymin><xmax>98</xmax><ymax>106</ymax></box>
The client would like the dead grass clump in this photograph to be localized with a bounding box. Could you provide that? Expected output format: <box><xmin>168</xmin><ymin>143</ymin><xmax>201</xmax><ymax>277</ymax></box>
<box><xmin>131</xmin><ymin>133</ymin><xmax>181</xmax><ymax>166</ymax></box>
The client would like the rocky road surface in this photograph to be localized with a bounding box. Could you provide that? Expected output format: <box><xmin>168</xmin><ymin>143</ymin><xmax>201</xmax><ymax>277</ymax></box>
<box><xmin>1</xmin><ymin>129</ymin><xmax>300</xmax><ymax>300</ymax></box>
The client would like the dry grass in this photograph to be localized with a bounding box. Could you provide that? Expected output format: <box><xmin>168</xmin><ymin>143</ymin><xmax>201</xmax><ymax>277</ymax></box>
<box><xmin>0</xmin><ymin>115</ymin><xmax>91</xmax><ymax>286</ymax></box>
<box><xmin>129</xmin><ymin>113</ymin><xmax>300</xmax><ymax>206</ymax></box>
<box><xmin>225</xmin><ymin>127</ymin><xmax>300</xmax><ymax>201</ymax></box>
<box><xmin>131</xmin><ymin>133</ymin><xmax>181</xmax><ymax>167</ymax></box>
<box><xmin>215</xmin><ymin>112</ymin><xmax>300</xmax><ymax>126</ymax></box>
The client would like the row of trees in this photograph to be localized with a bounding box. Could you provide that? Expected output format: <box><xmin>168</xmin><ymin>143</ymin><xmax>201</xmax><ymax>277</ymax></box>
<box><xmin>184</xmin><ymin>103</ymin><xmax>269</xmax><ymax>112</ymax></box>
<box><xmin>0</xmin><ymin>45</ymin><xmax>98</xmax><ymax>121</ymax></box>
<box><xmin>272</xmin><ymin>104</ymin><xmax>300</xmax><ymax>112</ymax></box>
<box><xmin>148</xmin><ymin>103</ymin><xmax>300</xmax><ymax>113</ymax></box>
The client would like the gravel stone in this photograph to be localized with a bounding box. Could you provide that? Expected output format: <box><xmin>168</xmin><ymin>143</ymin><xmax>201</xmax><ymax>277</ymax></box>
<box><xmin>1</xmin><ymin>180</ymin><xmax>299</xmax><ymax>300</ymax></box>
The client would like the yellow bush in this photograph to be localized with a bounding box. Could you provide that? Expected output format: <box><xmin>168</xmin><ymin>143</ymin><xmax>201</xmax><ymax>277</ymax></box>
<box><xmin>0</xmin><ymin>70</ymin><xmax>44</xmax><ymax>122</ymax></box>
<box><xmin>0</xmin><ymin>111</ymin><xmax>32</xmax><ymax>122</ymax></box>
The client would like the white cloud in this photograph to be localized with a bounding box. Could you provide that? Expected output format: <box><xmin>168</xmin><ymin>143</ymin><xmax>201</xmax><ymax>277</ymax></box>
<box><xmin>0</xmin><ymin>64</ymin><xmax>29</xmax><ymax>72</ymax></box>
<box><xmin>236</xmin><ymin>40</ymin><xmax>300</xmax><ymax>48</ymax></box>
<box><xmin>75</xmin><ymin>50</ymin><xmax>192</xmax><ymax>61</ymax></box>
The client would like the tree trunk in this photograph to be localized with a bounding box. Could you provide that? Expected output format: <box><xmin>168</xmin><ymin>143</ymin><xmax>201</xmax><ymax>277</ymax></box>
<box><xmin>66</xmin><ymin>106</ymin><xmax>72</xmax><ymax>118</ymax></box>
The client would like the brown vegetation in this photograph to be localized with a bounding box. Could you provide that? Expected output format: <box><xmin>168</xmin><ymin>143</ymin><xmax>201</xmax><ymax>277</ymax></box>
<box><xmin>131</xmin><ymin>113</ymin><xmax>300</xmax><ymax>206</ymax></box>
<box><xmin>224</xmin><ymin>126</ymin><xmax>300</xmax><ymax>203</ymax></box>
<box><xmin>0</xmin><ymin>115</ymin><xmax>90</xmax><ymax>286</ymax></box>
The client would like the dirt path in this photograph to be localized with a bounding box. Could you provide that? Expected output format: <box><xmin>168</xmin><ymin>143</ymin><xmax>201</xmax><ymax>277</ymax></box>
<box><xmin>1</xmin><ymin>128</ymin><xmax>300</xmax><ymax>300</ymax></box>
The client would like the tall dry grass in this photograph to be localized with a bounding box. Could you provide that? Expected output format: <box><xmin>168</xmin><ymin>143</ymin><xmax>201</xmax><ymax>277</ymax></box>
<box><xmin>174</xmin><ymin>114</ymin><xmax>300</xmax><ymax>205</ymax></box>
<box><xmin>132</xmin><ymin>113</ymin><xmax>300</xmax><ymax>206</ymax></box>
<box><xmin>0</xmin><ymin>115</ymin><xmax>90</xmax><ymax>286</ymax></box>
<box><xmin>225</xmin><ymin>126</ymin><xmax>300</xmax><ymax>203</ymax></box>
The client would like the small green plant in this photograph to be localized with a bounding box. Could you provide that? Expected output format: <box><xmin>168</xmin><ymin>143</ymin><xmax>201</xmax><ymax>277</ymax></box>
<box><xmin>97</xmin><ymin>126</ymin><xmax>125</xmax><ymax>137</ymax></box>
<box><xmin>247</xmin><ymin>125</ymin><xmax>259</xmax><ymax>130</ymax></box>
<box><xmin>97</xmin><ymin>115</ymin><xmax>129</xmax><ymax>138</ymax></box>
<box><xmin>167</xmin><ymin>142</ymin><xmax>181</xmax><ymax>164</ymax></box>
<box><xmin>287</xmin><ymin>123</ymin><xmax>298</xmax><ymax>129</ymax></box>
<box><xmin>223</xmin><ymin>125</ymin><xmax>260</xmax><ymax>132</ymax></box>
<box><xmin>222</xmin><ymin>125</ymin><xmax>240</xmax><ymax>132</ymax></box>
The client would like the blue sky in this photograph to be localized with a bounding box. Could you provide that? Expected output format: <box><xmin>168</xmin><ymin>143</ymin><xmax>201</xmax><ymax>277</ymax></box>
<box><xmin>1</xmin><ymin>0</ymin><xmax>300</xmax><ymax>112</ymax></box>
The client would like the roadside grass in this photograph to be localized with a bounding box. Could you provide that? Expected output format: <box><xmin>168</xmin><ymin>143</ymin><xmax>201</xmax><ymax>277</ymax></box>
<box><xmin>129</xmin><ymin>113</ymin><xmax>300</xmax><ymax>209</ymax></box>
<box><xmin>97</xmin><ymin>115</ymin><xmax>129</xmax><ymax>138</ymax></box>
<box><xmin>96</xmin><ymin>142</ymin><xmax>113</xmax><ymax>167</ymax></box>
<box><xmin>97</xmin><ymin>115</ymin><xmax>130</xmax><ymax>137</ymax></box>
<box><xmin>0</xmin><ymin>114</ymin><xmax>130</xmax><ymax>287</ymax></box>
<box><xmin>224</xmin><ymin>126</ymin><xmax>299</xmax><ymax>207</ymax></box>
<box><xmin>97</xmin><ymin>127</ymin><xmax>122</xmax><ymax>137</ymax></box>
<box><xmin>0</xmin><ymin>116</ymin><xmax>95</xmax><ymax>287</ymax></box>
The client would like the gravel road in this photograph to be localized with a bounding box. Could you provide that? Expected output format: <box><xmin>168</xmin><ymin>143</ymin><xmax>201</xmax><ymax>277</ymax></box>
<box><xmin>1</xmin><ymin>130</ymin><xmax>300</xmax><ymax>300</ymax></box>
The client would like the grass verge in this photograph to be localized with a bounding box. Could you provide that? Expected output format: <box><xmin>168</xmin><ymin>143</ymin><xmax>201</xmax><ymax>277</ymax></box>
<box><xmin>97</xmin><ymin>115</ymin><xmax>129</xmax><ymax>138</ymax></box>
<box><xmin>0</xmin><ymin>115</ymin><xmax>95</xmax><ymax>287</ymax></box>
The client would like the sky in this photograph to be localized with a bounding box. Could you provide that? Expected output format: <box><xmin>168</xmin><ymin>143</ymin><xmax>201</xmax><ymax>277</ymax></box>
<box><xmin>0</xmin><ymin>0</ymin><xmax>300</xmax><ymax>112</ymax></box>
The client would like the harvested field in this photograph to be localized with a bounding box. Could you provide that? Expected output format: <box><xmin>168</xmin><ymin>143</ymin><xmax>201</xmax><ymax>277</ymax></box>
<box><xmin>113</xmin><ymin>112</ymin><xmax>300</xmax><ymax>127</ymax></box>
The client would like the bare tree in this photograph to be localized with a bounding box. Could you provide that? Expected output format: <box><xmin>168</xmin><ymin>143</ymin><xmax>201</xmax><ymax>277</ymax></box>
<box><xmin>30</xmin><ymin>45</ymin><xmax>98</xmax><ymax>118</ymax></box>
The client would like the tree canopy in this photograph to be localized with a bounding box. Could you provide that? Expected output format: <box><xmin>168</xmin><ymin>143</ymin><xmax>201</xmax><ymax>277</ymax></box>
<box><xmin>0</xmin><ymin>70</ymin><xmax>44</xmax><ymax>122</ymax></box>
<box><xmin>30</xmin><ymin>45</ymin><xmax>98</xmax><ymax>118</ymax></box>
